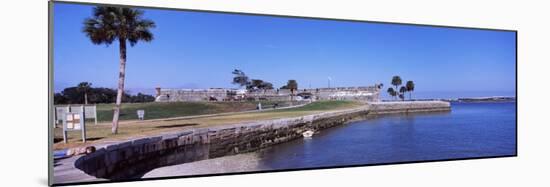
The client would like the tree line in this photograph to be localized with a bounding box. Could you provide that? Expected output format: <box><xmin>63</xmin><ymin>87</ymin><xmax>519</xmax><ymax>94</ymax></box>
<box><xmin>54</xmin><ymin>82</ymin><xmax>155</xmax><ymax>105</ymax></box>
<box><xmin>386</xmin><ymin>75</ymin><xmax>415</xmax><ymax>101</ymax></box>
<box><xmin>232</xmin><ymin>69</ymin><xmax>299</xmax><ymax>94</ymax></box>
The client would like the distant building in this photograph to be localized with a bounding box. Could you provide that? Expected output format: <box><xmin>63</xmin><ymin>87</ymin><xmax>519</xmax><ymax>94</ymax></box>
<box><xmin>155</xmin><ymin>86</ymin><xmax>380</xmax><ymax>102</ymax></box>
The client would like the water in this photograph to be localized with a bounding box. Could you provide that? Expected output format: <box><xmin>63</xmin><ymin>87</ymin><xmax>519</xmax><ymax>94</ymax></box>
<box><xmin>253</xmin><ymin>101</ymin><xmax>516</xmax><ymax>169</ymax></box>
<box><xmin>144</xmin><ymin>102</ymin><xmax>517</xmax><ymax>177</ymax></box>
<box><xmin>381</xmin><ymin>91</ymin><xmax>515</xmax><ymax>100</ymax></box>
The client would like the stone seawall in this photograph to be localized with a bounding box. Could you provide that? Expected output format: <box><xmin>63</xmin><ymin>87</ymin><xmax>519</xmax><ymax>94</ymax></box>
<box><xmin>368</xmin><ymin>101</ymin><xmax>451</xmax><ymax>115</ymax></box>
<box><xmin>74</xmin><ymin>101</ymin><xmax>449</xmax><ymax>180</ymax></box>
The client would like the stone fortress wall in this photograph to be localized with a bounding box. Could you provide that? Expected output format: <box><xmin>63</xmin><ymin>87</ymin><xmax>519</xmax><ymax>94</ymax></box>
<box><xmin>154</xmin><ymin>86</ymin><xmax>381</xmax><ymax>102</ymax></box>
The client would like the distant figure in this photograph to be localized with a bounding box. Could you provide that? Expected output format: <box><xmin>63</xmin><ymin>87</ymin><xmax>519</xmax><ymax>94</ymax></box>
<box><xmin>257</xmin><ymin>102</ymin><xmax>262</xmax><ymax>110</ymax></box>
<box><xmin>274</xmin><ymin>103</ymin><xmax>279</xmax><ymax>109</ymax></box>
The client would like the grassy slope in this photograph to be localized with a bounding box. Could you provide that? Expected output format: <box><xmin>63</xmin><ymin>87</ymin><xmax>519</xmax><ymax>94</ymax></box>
<box><xmin>94</xmin><ymin>101</ymin><xmax>292</xmax><ymax>122</ymax></box>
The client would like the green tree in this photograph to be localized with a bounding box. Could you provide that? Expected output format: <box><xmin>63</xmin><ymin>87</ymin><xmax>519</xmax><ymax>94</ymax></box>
<box><xmin>258</xmin><ymin>82</ymin><xmax>274</xmax><ymax>90</ymax></box>
<box><xmin>250</xmin><ymin>79</ymin><xmax>264</xmax><ymax>90</ymax></box>
<box><xmin>387</xmin><ymin>87</ymin><xmax>396</xmax><ymax>100</ymax></box>
<box><xmin>391</xmin><ymin>75</ymin><xmax>402</xmax><ymax>92</ymax></box>
<box><xmin>83</xmin><ymin>6</ymin><xmax>155</xmax><ymax>134</ymax></box>
<box><xmin>286</xmin><ymin>80</ymin><xmax>298</xmax><ymax>94</ymax></box>
<box><xmin>284</xmin><ymin>80</ymin><xmax>298</xmax><ymax>100</ymax></box>
<box><xmin>246</xmin><ymin>79</ymin><xmax>274</xmax><ymax>91</ymax></box>
<box><xmin>377</xmin><ymin>83</ymin><xmax>384</xmax><ymax>89</ymax></box>
<box><xmin>399</xmin><ymin>86</ymin><xmax>407</xmax><ymax>101</ymax></box>
<box><xmin>77</xmin><ymin>82</ymin><xmax>92</xmax><ymax>104</ymax></box>
<box><xmin>232</xmin><ymin>69</ymin><xmax>250</xmax><ymax>88</ymax></box>
<box><xmin>406</xmin><ymin>80</ymin><xmax>415</xmax><ymax>100</ymax></box>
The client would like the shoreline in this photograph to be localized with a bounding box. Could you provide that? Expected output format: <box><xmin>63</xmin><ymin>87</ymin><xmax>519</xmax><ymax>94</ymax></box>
<box><xmin>382</xmin><ymin>96</ymin><xmax>516</xmax><ymax>103</ymax></box>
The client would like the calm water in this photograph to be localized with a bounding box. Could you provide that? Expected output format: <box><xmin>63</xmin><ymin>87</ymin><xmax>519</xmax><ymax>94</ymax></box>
<box><xmin>381</xmin><ymin>91</ymin><xmax>515</xmax><ymax>100</ymax></box>
<box><xmin>253</xmin><ymin>102</ymin><xmax>516</xmax><ymax>169</ymax></box>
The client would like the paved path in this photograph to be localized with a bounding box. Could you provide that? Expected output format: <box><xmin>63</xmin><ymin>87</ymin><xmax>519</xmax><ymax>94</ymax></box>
<box><xmin>143</xmin><ymin>152</ymin><xmax>269</xmax><ymax>178</ymax></box>
<box><xmin>53</xmin><ymin>156</ymin><xmax>105</xmax><ymax>184</ymax></box>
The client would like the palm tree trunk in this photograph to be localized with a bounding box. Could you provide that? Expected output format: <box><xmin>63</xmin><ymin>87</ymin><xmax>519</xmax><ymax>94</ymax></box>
<box><xmin>84</xmin><ymin>93</ymin><xmax>88</xmax><ymax>105</ymax></box>
<box><xmin>409</xmin><ymin>92</ymin><xmax>412</xmax><ymax>100</ymax></box>
<box><xmin>394</xmin><ymin>86</ymin><xmax>398</xmax><ymax>101</ymax></box>
<box><xmin>112</xmin><ymin>39</ymin><xmax>127</xmax><ymax>134</ymax></box>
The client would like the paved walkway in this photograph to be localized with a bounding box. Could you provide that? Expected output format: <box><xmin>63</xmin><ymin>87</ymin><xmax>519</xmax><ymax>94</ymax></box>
<box><xmin>143</xmin><ymin>152</ymin><xmax>270</xmax><ymax>178</ymax></box>
<box><xmin>53</xmin><ymin>156</ymin><xmax>105</xmax><ymax>184</ymax></box>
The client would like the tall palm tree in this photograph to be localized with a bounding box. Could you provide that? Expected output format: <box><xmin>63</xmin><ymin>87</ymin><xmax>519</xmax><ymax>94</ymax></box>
<box><xmin>399</xmin><ymin>86</ymin><xmax>407</xmax><ymax>101</ymax></box>
<box><xmin>387</xmin><ymin>87</ymin><xmax>396</xmax><ymax>100</ymax></box>
<box><xmin>77</xmin><ymin>82</ymin><xmax>92</xmax><ymax>104</ymax></box>
<box><xmin>406</xmin><ymin>80</ymin><xmax>415</xmax><ymax>100</ymax></box>
<box><xmin>83</xmin><ymin>6</ymin><xmax>155</xmax><ymax>134</ymax></box>
<box><xmin>287</xmin><ymin>80</ymin><xmax>298</xmax><ymax>101</ymax></box>
<box><xmin>287</xmin><ymin>80</ymin><xmax>298</xmax><ymax>94</ymax></box>
<box><xmin>391</xmin><ymin>75</ymin><xmax>402</xmax><ymax>92</ymax></box>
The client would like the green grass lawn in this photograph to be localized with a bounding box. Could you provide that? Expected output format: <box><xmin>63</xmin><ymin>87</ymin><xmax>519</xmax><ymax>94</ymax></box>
<box><xmin>94</xmin><ymin>101</ymin><xmax>297</xmax><ymax>122</ymax></box>
<box><xmin>270</xmin><ymin>100</ymin><xmax>360</xmax><ymax>112</ymax></box>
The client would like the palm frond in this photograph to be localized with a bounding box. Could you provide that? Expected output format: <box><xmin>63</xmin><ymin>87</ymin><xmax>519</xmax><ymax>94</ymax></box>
<box><xmin>83</xmin><ymin>6</ymin><xmax>155</xmax><ymax>46</ymax></box>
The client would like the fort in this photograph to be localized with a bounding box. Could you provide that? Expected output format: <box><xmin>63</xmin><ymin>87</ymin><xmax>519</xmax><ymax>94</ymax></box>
<box><xmin>154</xmin><ymin>85</ymin><xmax>382</xmax><ymax>102</ymax></box>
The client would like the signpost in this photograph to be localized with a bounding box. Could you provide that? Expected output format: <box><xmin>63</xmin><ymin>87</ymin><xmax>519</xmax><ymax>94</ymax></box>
<box><xmin>54</xmin><ymin>106</ymin><xmax>70</xmax><ymax>128</ymax></box>
<box><xmin>137</xmin><ymin>110</ymin><xmax>145</xmax><ymax>120</ymax></box>
<box><xmin>62</xmin><ymin>106</ymin><xmax>87</xmax><ymax>143</ymax></box>
<box><xmin>54</xmin><ymin>105</ymin><xmax>97</xmax><ymax>128</ymax></box>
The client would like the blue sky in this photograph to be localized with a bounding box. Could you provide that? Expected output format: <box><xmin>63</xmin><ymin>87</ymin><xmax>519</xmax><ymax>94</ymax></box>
<box><xmin>53</xmin><ymin>3</ymin><xmax>516</xmax><ymax>98</ymax></box>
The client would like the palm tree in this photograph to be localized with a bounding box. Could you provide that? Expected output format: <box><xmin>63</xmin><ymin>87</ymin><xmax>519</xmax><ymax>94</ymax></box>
<box><xmin>83</xmin><ymin>6</ymin><xmax>155</xmax><ymax>134</ymax></box>
<box><xmin>287</xmin><ymin>80</ymin><xmax>298</xmax><ymax>94</ymax></box>
<box><xmin>387</xmin><ymin>87</ymin><xmax>396</xmax><ymax>100</ymax></box>
<box><xmin>406</xmin><ymin>80</ymin><xmax>415</xmax><ymax>100</ymax></box>
<box><xmin>77</xmin><ymin>82</ymin><xmax>92</xmax><ymax>104</ymax></box>
<box><xmin>286</xmin><ymin>80</ymin><xmax>298</xmax><ymax>100</ymax></box>
<box><xmin>399</xmin><ymin>86</ymin><xmax>407</xmax><ymax>101</ymax></box>
<box><xmin>391</xmin><ymin>75</ymin><xmax>402</xmax><ymax>92</ymax></box>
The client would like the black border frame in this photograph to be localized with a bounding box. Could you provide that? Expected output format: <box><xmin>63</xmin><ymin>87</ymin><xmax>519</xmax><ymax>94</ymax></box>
<box><xmin>48</xmin><ymin>0</ymin><xmax>518</xmax><ymax>186</ymax></box>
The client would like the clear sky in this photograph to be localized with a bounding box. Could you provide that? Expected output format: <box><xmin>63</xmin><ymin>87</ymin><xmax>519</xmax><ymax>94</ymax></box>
<box><xmin>53</xmin><ymin>2</ymin><xmax>516</xmax><ymax>98</ymax></box>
